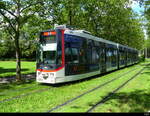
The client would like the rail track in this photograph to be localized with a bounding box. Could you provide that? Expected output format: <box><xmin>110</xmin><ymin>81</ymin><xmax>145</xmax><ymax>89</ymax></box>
<box><xmin>0</xmin><ymin>63</ymin><xmax>148</xmax><ymax>113</ymax></box>
<box><xmin>86</xmin><ymin>66</ymin><xmax>146</xmax><ymax>112</ymax></box>
<box><xmin>0</xmin><ymin>65</ymin><xmax>138</xmax><ymax>104</ymax></box>
<box><xmin>0</xmin><ymin>65</ymin><xmax>137</xmax><ymax>95</ymax></box>
<box><xmin>46</xmin><ymin>65</ymin><xmax>143</xmax><ymax>112</ymax></box>
<box><xmin>0</xmin><ymin>87</ymin><xmax>51</xmax><ymax>103</ymax></box>
<box><xmin>0</xmin><ymin>84</ymin><xmax>38</xmax><ymax>95</ymax></box>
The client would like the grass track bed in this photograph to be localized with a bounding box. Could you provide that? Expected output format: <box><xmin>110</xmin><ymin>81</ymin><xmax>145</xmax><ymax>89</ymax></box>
<box><xmin>93</xmin><ymin>65</ymin><xmax>150</xmax><ymax>112</ymax></box>
<box><xmin>0</xmin><ymin>61</ymin><xmax>149</xmax><ymax>112</ymax></box>
<box><xmin>47</xmin><ymin>65</ymin><xmax>139</xmax><ymax>112</ymax></box>
<box><xmin>0</xmin><ymin>84</ymin><xmax>50</xmax><ymax>102</ymax></box>
<box><xmin>51</xmin><ymin>67</ymin><xmax>143</xmax><ymax>112</ymax></box>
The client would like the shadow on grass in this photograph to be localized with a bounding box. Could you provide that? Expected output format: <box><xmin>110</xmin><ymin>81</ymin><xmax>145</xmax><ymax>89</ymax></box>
<box><xmin>0</xmin><ymin>83</ymin><xmax>13</xmax><ymax>93</ymax></box>
<box><xmin>145</xmin><ymin>65</ymin><xmax>150</xmax><ymax>69</ymax></box>
<box><xmin>141</xmin><ymin>72</ymin><xmax>150</xmax><ymax>75</ymax></box>
<box><xmin>0</xmin><ymin>67</ymin><xmax>29</xmax><ymax>75</ymax></box>
<box><xmin>94</xmin><ymin>89</ymin><xmax>150</xmax><ymax>112</ymax></box>
<box><xmin>0</xmin><ymin>79</ymin><xmax>35</xmax><ymax>93</ymax></box>
<box><xmin>141</xmin><ymin>65</ymin><xmax>150</xmax><ymax>75</ymax></box>
<box><xmin>0</xmin><ymin>67</ymin><xmax>33</xmax><ymax>91</ymax></box>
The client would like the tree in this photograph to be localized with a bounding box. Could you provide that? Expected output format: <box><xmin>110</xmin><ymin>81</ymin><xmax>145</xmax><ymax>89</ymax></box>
<box><xmin>0</xmin><ymin>0</ymin><xmax>145</xmax><ymax>81</ymax></box>
<box><xmin>0</xmin><ymin>0</ymin><xmax>44</xmax><ymax>81</ymax></box>
<box><xmin>0</xmin><ymin>30</ymin><xmax>16</xmax><ymax>58</ymax></box>
<box><xmin>144</xmin><ymin>0</ymin><xmax>150</xmax><ymax>37</ymax></box>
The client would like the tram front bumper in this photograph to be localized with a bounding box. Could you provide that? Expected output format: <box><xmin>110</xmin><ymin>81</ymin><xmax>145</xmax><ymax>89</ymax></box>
<box><xmin>36</xmin><ymin>71</ymin><xmax>56</xmax><ymax>84</ymax></box>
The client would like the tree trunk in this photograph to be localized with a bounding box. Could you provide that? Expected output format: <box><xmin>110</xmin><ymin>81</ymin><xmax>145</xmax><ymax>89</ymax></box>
<box><xmin>69</xmin><ymin>10</ymin><xmax>72</xmax><ymax>25</ymax></box>
<box><xmin>68</xmin><ymin>0</ymin><xmax>73</xmax><ymax>26</ymax></box>
<box><xmin>15</xmin><ymin>32</ymin><xmax>21</xmax><ymax>82</ymax></box>
<box><xmin>15</xmin><ymin>0</ymin><xmax>22</xmax><ymax>82</ymax></box>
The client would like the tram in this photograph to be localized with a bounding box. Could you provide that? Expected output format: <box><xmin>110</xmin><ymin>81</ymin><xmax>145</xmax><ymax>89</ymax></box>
<box><xmin>36</xmin><ymin>25</ymin><xmax>139</xmax><ymax>84</ymax></box>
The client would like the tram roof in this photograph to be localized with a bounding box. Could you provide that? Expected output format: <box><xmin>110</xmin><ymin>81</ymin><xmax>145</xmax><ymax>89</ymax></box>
<box><xmin>64</xmin><ymin>29</ymin><xmax>138</xmax><ymax>52</ymax></box>
<box><xmin>39</xmin><ymin>25</ymin><xmax>138</xmax><ymax>52</ymax></box>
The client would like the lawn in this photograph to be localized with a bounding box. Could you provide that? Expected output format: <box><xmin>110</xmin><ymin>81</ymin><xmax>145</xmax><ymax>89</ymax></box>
<box><xmin>0</xmin><ymin>60</ymin><xmax>149</xmax><ymax>112</ymax></box>
<box><xmin>0</xmin><ymin>61</ymin><xmax>36</xmax><ymax>78</ymax></box>
<box><xmin>93</xmin><ymin>64</ymin><xmax>150</xmax><ymax>112</ymax></box>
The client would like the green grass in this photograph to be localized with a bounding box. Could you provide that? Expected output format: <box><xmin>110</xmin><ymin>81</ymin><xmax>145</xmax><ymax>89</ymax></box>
<box><xmin>0</xmin><ymin>60</ymin><xmax>150</xmax><ymax>112</ymax></box>
<box><xmin>93</xmin><ymin>65</ymin><xmax>150</xmax><ymax>112</ymax></box>
<box><xmin>52</xmin><ymin>66</ymin><xmax>144</xmax><ymax>112</ymax></box>
<box><xmin>0</xmin><ymin>61</ymin><xmax>36</xmax><ymax>77</ymax></box>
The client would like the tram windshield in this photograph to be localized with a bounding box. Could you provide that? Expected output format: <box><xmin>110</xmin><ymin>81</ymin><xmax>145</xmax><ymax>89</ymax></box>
<box><xmin>37</xmin><ymin>30</ymin><xmax>62</xmax><ymax>66</ymax></box>
<box><xmin>39</xmin><ymin>50</ymin><xmax>57</xmax><ymax>64</ymax></box>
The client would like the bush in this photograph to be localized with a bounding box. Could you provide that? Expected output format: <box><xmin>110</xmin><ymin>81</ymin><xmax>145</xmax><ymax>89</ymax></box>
<box><xmin>139</xmin><ymin>55</ymin><xmax>145</xmax><ymax>62</ymax></box>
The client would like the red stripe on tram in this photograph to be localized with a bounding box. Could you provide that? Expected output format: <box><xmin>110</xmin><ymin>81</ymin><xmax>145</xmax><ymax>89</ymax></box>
<box><xmin>61</xmin><ymin>29</ymin><xmax>65</xmax><ymax>66</ymax></box>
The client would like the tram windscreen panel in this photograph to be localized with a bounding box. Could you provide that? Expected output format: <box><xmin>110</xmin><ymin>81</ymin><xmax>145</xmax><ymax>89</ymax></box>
<box><xmin>42</xmin><ymin>51</ymin><xmax>56</xmax><ymax>64</ymax></box>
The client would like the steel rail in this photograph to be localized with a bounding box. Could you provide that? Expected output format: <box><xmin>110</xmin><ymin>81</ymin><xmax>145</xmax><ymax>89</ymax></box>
<box><xmin>0</xmin><ymin>64</ymin><xmax>146</xmax><ymax>106</ymax></box>
<box><xmin>46</xmin><ymin>66</ymin><xmax>139</xmax><ymax>112</ymax></box>
<box><xmin>86</xmin><ymin>66</ymin><xmax>146</xmax><ymax>112</ymax></box>
<box><xmin>0</xmin><ymin>87</ymin><xmax>51</xmax><ymax>103</ymax></box>
<box><xmin>0</xmin><ymin>84</ymin><xmax>37</xmax><ymax>95</ymax></box>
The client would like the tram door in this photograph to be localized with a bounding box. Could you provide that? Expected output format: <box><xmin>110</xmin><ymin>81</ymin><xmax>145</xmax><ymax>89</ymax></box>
<box><xmin>100</xmin><ymin>43</ymin><xmax>106</xmax><ymax>73</ymax></box>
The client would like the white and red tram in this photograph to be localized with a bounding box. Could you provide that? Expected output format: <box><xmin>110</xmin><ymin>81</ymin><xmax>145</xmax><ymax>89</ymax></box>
<box><xmin>36</xmin><ymin>25</ymin><xmax>138</xmax><ymax>84</ymax></box>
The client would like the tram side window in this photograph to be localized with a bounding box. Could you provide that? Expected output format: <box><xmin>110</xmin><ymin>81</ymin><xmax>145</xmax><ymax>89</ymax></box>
<box><xmin>132</xmin><ymin>52</ymin><xmax>134</xmax><ymax>62</ymax></box>
<box><xmin>112</xmin><ymin>49</ymin><xmax>117</xmax><ymax>65</ymax></box>
<box><xmin>72</xmin><ymin>48</ymin><xmax>79</xmax><ymax>63</ymax></box>
<box><xmin>79</xmin><ymin>39</ymin><xmax>87</xmax><ymax>64</ymax></box>
<box><xmin>65</xmin><ymin>35</ymin><xmax>80</xmax><ymax>64</ymax></box>
<box><xmin>87</xmin><ymin>40</ymin><xmax>92</xmax><ymax>64</ymax></box>
<box><xmin>128</xmin><ymin>51</ymin><xmax>132</xmax><ymax>63</ymax></box>
<box><xmin>87</xmin><ymin>48</ymin><xmax>92</xmax><ymax>64</ymax></box>
<box><xmin>100</xmin><ymin>47</ymin><xmax>105</xmax><ymax>63</ymax></box>
<box><xmin>134</xmin><ymin>53</ymin><xmax>136</xmax><ymax>61</ymax></box>
<box><xmin>106</xmin><ymin>48</ymin><xmax>112</xmax><ymax>62</ymax></box>
<box><xmin>92</xmin><ymin>47</ymin><xmax>96</xmax><ymax>64</ymax></box>
<box><xmin>65</xmin><ymin>47</ymin><xmax>79</xmax><ymax>64</ymax></box>
<box><xmin>96</xmin><ymin>46</ymin><xmax>100</xmax><ymax>63</ymax></box>
<box><xmin>120</xmin><ymin>51</ymin><xmax>125</xmax><ymax>62</ymax></box>
<box><xmin>65</xmin><ymin>47</ymin><xmax>72</xmax><ymax>63</ymax></box>
<box><xmin>106</xmin><ymin>47</ymin><xmax>117</xmax><ymax>67</ymax></box>
<box><xmin>92</xmin><ymin>47</ymin><xmax>99</xmax><ymax>64</ymax></box>
<box><xmin>110</xmin><ymin>49</ymin><xmax>116</xmax><ymax>67</ymax></box>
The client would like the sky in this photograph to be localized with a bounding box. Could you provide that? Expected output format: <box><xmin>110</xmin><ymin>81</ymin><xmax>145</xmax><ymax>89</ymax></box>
<box><xmin>130</xmin><ymin>1</ymin><xmax>148</xmax><ymax>39</ymax></box>
<box><xmin>131</xmin><ymin>0</ymin><xmax>144</xmax><ymax>15</ymax></box>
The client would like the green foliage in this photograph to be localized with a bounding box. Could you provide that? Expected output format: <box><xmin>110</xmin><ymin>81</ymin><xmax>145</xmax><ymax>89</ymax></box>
<box><xmin>139</xmin><ymin>55</ymin><xmax>145</xmax><ymax>62</ymax></box>
<box><xmin>145</xmin><ymin>38</ymin><xmax>150</xmax><ymax>48</ymax></box>
<box><xmin>144</xmin><ymin>0</ymin><xmax>150</xmax><ymax>44</ymax></box>
<box><xmin>0</xmin><ymin>0</ymin><xmax>145</xmax><ymax>59</ymax></box>
<box><xmin>0</xmin><ymin>30</ymin><xmax>15</xmax><ymax>58</ymax></box>
<box><xmin>42</xmin><ymin>0</ymin><xmax>145</xmax><ymax>50</ymax></box>
<box><xmin>0</xmin><ymin>0</ymin><xmax>48</xmax><ymax>59</ymax></box>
